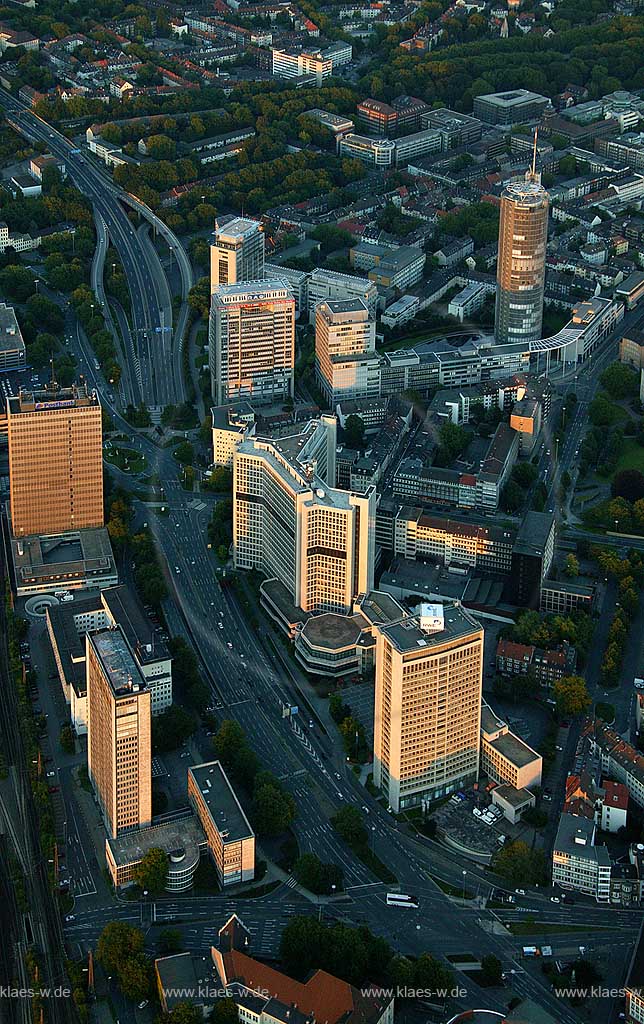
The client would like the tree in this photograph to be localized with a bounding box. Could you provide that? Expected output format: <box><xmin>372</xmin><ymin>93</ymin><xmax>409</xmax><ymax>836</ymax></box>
<box><xmin>59</xmin><ymin>725</ymin><xmax>75</xmax><ymax>754</ymax></box>
<box><xmin>133</xmin><ymin>847</ymin><xmax>168</xmax><ymax>894</ymax></box>
<box><xmin>565</xmin><ymin>553</ymin><xmax>580</xmax><ymax>578</ymax></box>
<box><xmin>165</xmin><ymin>1004</ymin><xmax>202</xmax><ymax>1024</ymax></box>
<box><xmin>152</xmin><ymin>705</ymin><xmax>196</xmax><ymax>753</ymax></box>
<box><xmin>210</xmin><ymin>1001</ymin><xmax>239</xmax><ymax>1024</ymax></box>
<box><xmin>480</xmin><ymin>954</ymin><xmax>503</xmax><ymax>987</ymax></box>
<box><xmin>96</xmin><ymin>922</ymin><xmax>145</xmax><ymax>974</ymax></box>
<box><xmin>501</xmin><ymin>479</ymin><xmax>524</xmax><ymax>513</ymax></box>
<box><xmin>552</xmin><ymin>675</ymin><xmax>591</xmax><ymax>717</ymax></box>
<box><xmin>158</xmin><ymin>929</ymin><xmax>183</xmax><ymax>955</ymax></box>
<box><xmin>612</xmin><ymin>469</ymin><xmax>644</xmax><ymax>503</ymax></box>
<box><xmin>293</xmin><ymin>853</ymin><xmax>343</xmax><ymax>894</ymax></box>
<box><xmin>174</xmin><ymin>441</ymin><xmax>194</xmax><ymax>465</ymax></box>
<box><xmin>204</xmin><ymin>467</ymin><xmax>232</xmax><ymax>493</ymax></box>
<box><xmin>332</xmin><ymin>805</ymin><xmax>367</xmax><ymax>847</ymax></box>
<box><xmin>600</xmin><ymin>362</ymin><xmax>638</xmax><ymax>399</ymax></box>
<box><xmin>252</xmin><ymin>773</ymin><xmax>296</xmax><ymax>835</ymax></box>
<box><xmin>0</xmin><ymin>265</ymin><xmax>36</xmax><ymax>301</ymax></box>
<box><xmin>494</xmin><ymin>840</ymin><xmax>547</xmax><ymax>886</ymax></box>
<box><xmin>437</xmin><ymin>421</ymin><xmax>470</xmax><ymax>464</ymax></box>
<box><xmin>117</xmin><ymin>952</ymin><xmax>151</xmax><ymax>1002</ymax></box>
<box><xmin>344</xmin><ymin>414</ymin><xmax>365</xmax><ymax>449</ymax></box>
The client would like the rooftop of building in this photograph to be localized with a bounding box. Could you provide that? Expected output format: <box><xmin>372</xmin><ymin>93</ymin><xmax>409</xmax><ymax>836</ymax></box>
<box><xmin>211</xmin><ymin>279</ymin><xmax>291</xmax><ymax>302</ymax></box>
<box><xmin>493</xmin><ymin>783</ymin><xmax>535</xmax><ymax>808</ymax></box>
<box><xmin>0</xmin><ymin>302</ymin><xmax>23</xmax><ymax>350</ymax></box>
<box><xmin>11</xmin><ymin>528</ymin><xmax>116</xmax><ymax>588</ymax></box>
<box><xmin>592</xmin><ymin>719</ymin><xmax>644</xmax><ymax>789</ymax></box>
<box><xmin>553</xmin><ymin>812</ymin><xmax>611</xmax><ymax>864</ymax></box>
<box><xmin>476</xmin><ymin>88</ymin><xmax>549</xmax><ymax>108</ymax></box>
<box><xmin>513</xmin><ymin>510</ymin><xmax>555</xmax><ymax>558</ymax></box>
<box><xmin>480</xmin><ymin>701</ymin><xmax>507</xmax><ymax>736</ymax></box>
<box><xmin>497</xmin><ymin>638</ymin><xmax>534</xmax><ymax>661</ymax></box>
<box><xmin>300</xmin><ymin>612</ymin><xmax>364</xmax><ymax>650</ymax></box>
<box><xmin>155</xmin><ymin>953</ymin><xmax>216</xmax><ymax>1011</ymax></box>
<box><xmin>541</xmin><ymin>576</ymin><xmax>595</xmax><ymax>596</ymax></box>
<box><xmin>102</xmin><ymin>586</ymin><xmax>169</xmax><ymax>665</ymax></box>
<box><xmin>487</xmin><ymin>729</ymin><xmax>541</xmax><ymax>769</ymax></box>
<box><xmin>188</xmin><ymin>761</ymin><xmax>254</xmax><ymax>842</ymax></box>
<box><xmin>213</xmin><ymin>215</ymin><xmax>262</xmax><ymax>241</ymax></box>
<box><xmin>107</xmin><ymin>813</ymin><xmax>205</xmax><ymax>869</ymax></box>
<box><xmin>356</xmin><ymin>590</ymin><xmax>406</xmax><ymax>626</ymax></box>
<box><xmin>602</xmin><ymin>778</ymin><xmax>629</xmax><ymax>810</ymax></box>
<box><xmin>8</xmin><ymin>379</ymin><xmax>99</xmax><ymax>414</ymax></box>
<box><xmin>378</xmin><ymin>600</ymin><xmax>481</xmax><ymax>654</ymax></box>
<box><xmin>319</xmin><ymin>297</ymin><xmax>370</xmax><ymax>316</ymax></box>
<box><xmin>90</xmin><ymin>627</ymin><xmax>146</xmax><ymax>696</ymax></box>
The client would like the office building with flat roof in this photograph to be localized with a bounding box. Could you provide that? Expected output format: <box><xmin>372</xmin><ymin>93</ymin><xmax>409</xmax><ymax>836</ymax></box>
<box><xmin>315</xmin><ymin>298</ymin><xmax>379</xmax><ymax>404</ymax></box>
<box><xmin>420</xmin><ymin>108</ymin><xmax>482</xmax><ymax>150</ymax></box>
<box><xmin>210</xmin><ymin>216</ymin><xmax>264</xmax><ymax>289</ymax></box>
<box><xmin>46</xmin><ymin>584</ymin><xmax>172</xmax><ymax>734</ymax></box>
<box><xmin>473</xmin><ymin>90</ymin><xmax>549</xmax><ymax>126</ymax></box>
<box><xmin>552</xmin><ymin>813</ymin><xmax>611</xmax><ymax>901</ymax></box>
<box><xmin>511</xmin><ymin>510</ymin><xmax>555</xmax><ymax>608</ymax></box>
<box><xmin>209</xmin><ymin>280</ymin><xmax>295</xmax><ymax>406</ymax></box>
<box><xmin>0</xmin><ymin>302</ymin><xmax>25</xmax><ymax>370</ymax></box>
<box><xmin>7</xmin><ymin>380</ymin><xmax>103</xmax><ymax>538</ymax></box>
<box><xmin>480</xmin><ymin>702</ymin><xmax>542</xmax><ymax>792</ymax></box>
<box><xmin>307</xmin><ymin>267</ymin><xmax>378</xmax><ymax>322</ymax></box>
<box><xmin>188</xmin><ymin>761</ymin><xmax>255</xmax><ymax>886</ymax></box>
<box><xmin>233</xmin><ymin>417</ymin><xmax>375</xmax><ymax>615</ymax></box>
<box><xmin>87</xmin><ymin>626</ymin><xmax>152</xmax><ymax>839</ymax></box>
<box><xmin>373</xmin><ymin>602</ymin><xmax>483</xmax><ymax>812</ymax></box>
<box><xmin>10</xmin><ymin>528</ymin><xmax>117</xmax><ymax>597</ymax></box>
<box><xmin>495</xmin><ymin>178</ymin><xmax>549</xmax><ymax>346</ymax></box>
<box><xmin>338</xmin><ymin>133</ymin><xmax>395</xmax><ymax>167</ymax></box>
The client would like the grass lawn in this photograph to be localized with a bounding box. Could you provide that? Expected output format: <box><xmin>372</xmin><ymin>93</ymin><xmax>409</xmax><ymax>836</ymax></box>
<box><xmin>104</xmin><ymin>446</ymin><xmax>146</xmax><ymax>474</ymax></box>
<box><xmin>614</xmin><ymin>439</ymin><xmax>644</xmax><ymax>475</ymax></box>
<box><xmin>508</xmin><ymin>921</ymin><xmax>615</xmax><ymax>935</ymax></box>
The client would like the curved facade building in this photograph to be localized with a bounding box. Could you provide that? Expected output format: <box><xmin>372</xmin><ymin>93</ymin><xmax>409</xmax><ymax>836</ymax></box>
<box><xmin>495</xmin><ymin>179</ymin><xmax>549</xmax><ymax>346</ymax></box>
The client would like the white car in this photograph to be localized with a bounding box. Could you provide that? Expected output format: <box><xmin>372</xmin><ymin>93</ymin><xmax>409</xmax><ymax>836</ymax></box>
<box><xmin>515</xmin><ymin>888</ymin><xmax>526</xmax><ymax>896</ymax></box>
<box><xmin>47</xmin><ymin>771</ymin><xmax>56</xmax><ymax>778</ymax></box>
<box><xmin>550</xmin><ymin>896</ymin><xmax>560</xmax><ymax>903</ymax></box>
<box><xmin>138</xmin><ymin>1001</ymin><xmax>148</xmax><ymax>1010</ymax></box>
<box><xmin>226</xmin><ymin>642</ymin><xmax>233</xmax><ymax>649</ymax></box>
<box><xmin>218</xmin><ymin>622</ymin><xmax>223</xmax><ymax>629</ymax></box>
<box><xmin>65</xmin><ymin>914</ymin><xmax>75</xmax><ymax>921</ymax></box>
<box><xmin>175</xmin><ymin>566</ymin><xmax>180</xmax><ymax>574</ymax></box>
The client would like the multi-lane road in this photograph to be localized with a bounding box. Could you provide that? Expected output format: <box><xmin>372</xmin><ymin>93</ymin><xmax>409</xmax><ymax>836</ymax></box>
<box><xmin>0</xmin><ymin>87</ymin><xmax>191</xmax><ymax>410</ymax></box>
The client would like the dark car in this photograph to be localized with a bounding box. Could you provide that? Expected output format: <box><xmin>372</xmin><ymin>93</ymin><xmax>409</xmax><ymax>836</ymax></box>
<box><xmin>562</xmin><ymin>894</ymin><xmax>575</xmax><ymax>904</ymax></box>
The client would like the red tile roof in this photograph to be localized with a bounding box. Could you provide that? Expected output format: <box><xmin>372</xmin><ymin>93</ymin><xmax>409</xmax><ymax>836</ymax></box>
<box><xmin>496</xmin><ymin>639</ymin><xmax>534</xmax><ymax>662</ymax></box>
<box><xmin>602</xmin><ymin>779</ymin><xmax>629</xmax><ymax>811</ymax></box>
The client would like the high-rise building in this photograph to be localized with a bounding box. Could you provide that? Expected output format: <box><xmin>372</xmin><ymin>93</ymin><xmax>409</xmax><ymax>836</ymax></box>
<box><xmin>209</xmin><ymin>281</ymin><xmax>295</xmax><ymax>406</ymax></box>
<box><xmin>315</xmin><ymin>299</ymin><xmax>380</xmax><ymax>404</ymax></box>
<box><xmin>87</xmin><ymin>626</ymin><xmax>152</xmax><ymax>839</ymax></box>
<box><xmin>373</xmin><ymin>602</ymin><xmax>483</xmax><ymax>812</ymax></box>
<box><xmin>7</xmin><ymin>379</ymin><xmax>103</xmax><ymax>538</ymax></box>
<box><xmin>495</xmin><ymin>172</ymin><xmax>549</xmax><ymax>346</ymax></box>
<box><xmin>210</xmin><ymin>217</ymin><xmax>264</xmax><ymax>290</ymax></box>
<box><xmin>233</xmin><ymin>417</ymin><xmax>375</xmax><ymax>614</ymax></box>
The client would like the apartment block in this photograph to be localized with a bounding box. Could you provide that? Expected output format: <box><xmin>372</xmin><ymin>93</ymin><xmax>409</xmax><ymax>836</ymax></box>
<box><xmin>209</xmin><ymin>280</ymin><xmax>295</xmax><ymax>406</ymax></box>
<box><xmin>552</xmin><ymin>813</ymin><xmax>611</xmax><ymax>902</ymax></box>
<box><xmin>589</xmin><ymin>720</ymin><xmax>644</xmax><ymax>809</ymax></box>
<box><xmin>233</xmin><ymin>417</ymin><xmax>375</xmax><ymax>615</ymax></box>
<box><xmin>210</xmin><ymin>216</ymin><xmax>264</xmax><ymax>289</ymax></box>
<box><xmin>373</xmin><ymin>602</ymin><xmax>483</xmax><ymax>812</ymax></box>
<box><xmin>87</xmin><ymin>626</ymin><xmax>152</xmax><ymax>839</ymax></box>
<box><xmin>8</xmin><ymin>380</ymin><xmax>103</xmax><ymax>538</ymax></box>
<box><xmin>315</xmin><ymin>298</ymin><xmax>380</xmax><ymax>404</ymax></box>
<box><xmin>188</xmin><ymin>761</ymin><xmax>255</xmax><ymax>886</ymax></box>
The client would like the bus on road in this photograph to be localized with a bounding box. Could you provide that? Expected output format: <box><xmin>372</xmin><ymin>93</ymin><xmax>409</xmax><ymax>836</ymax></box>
<box><xmin>386</xmin><ymin>893</ymin><xmax>419</xmax><ymax>909</ymax></box>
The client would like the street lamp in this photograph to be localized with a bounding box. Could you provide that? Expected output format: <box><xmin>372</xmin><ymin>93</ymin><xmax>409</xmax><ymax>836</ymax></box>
<box><xmin>462</xmin><ymin>870</ymin><xmax>467</xmax><ymax>899</ymax></box>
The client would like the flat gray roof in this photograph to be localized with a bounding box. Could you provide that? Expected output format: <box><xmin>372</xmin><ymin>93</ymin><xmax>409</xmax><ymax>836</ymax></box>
<box><xmin>301</xmin><ymin>612</ymin><xmax>363</xmax><ymax>650</ymax></box>
<box><xmin>188</xmin><ymin>761</ymin><xmax>254</xmax><ymax>842</ymax></box>
<box><xmin>513</xmin><ymin>511</ymin><xmax>555</xmax><ymax>558</ymax></box>
<box><xmin>107</xmin><ymin>814</ymin><xmax>205</xmax><ymax>868</ymax></box>
<box><xmin>488</xmin><ymin>730</ymin><xmax>540</xmax><ymax>769</ymax></box>
<box><xmin>379</xmin><ymin>601</ymin><xmax>481</xmax><ymax>654</ymax></box>
<box><xmin>91</xmin><ymin>627</ymin><xmax>146</xmax><ymax>696</ymax></box>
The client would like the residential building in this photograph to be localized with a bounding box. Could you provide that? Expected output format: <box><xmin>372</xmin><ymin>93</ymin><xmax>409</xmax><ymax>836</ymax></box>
<box><xmin>601</xmin><ymin>779</ymin><xmax>629</xmax><ymax>833</ymax></box>
<box><xmin>381</xmin><ymin>294</ymin><xmax>419</xmax><ymax>329</ymax></box>
<box><xmin>211</xmin><ymin>945</ymin><xmax>394</xmax><ymax>1024</ymax></box>
<box><xmin>233</xmin><ymin>418</ymin><xmax>376</xmax><ymax>615</ymax></box>
<box><xmin>552</xmin><ymin>813</ymin><xmax>611</xmax><ymax>902</ymax></box>
<box><xmin>0</xmin><ymin>302</ymin><xmax>25</xmax><ymax>371</ymax></box>
<box><xmin>315</xmin><ymin>298</ymin><xmax>380</xmax><ymax>404</ymax></box>
<box><xmin>87</xmin><ymin>626</ymin><xmax>152</xmax><ymax>839</ymax></box>
<box><xmin>496</xmin><ymin>638</ymin><xmax>576</xmax><ymax>685</ymax></box>
<box><xmin>155</xmin><ymin>954</ymin><xmax>218</xmax><ymax>1015</ymax></box>
<box><xmin>510</xmin><ymin>511</ymin><xmax>555</xmax><ymax>608</ymax></box>
<box><xmin>7</xmin><ymin>380</ymin><xmax>103</xmax><ymax>538</ymax></box>
<box><xmin>209</xmin><ymin>281</ymin><xmax>295</xmax><ymax>406</ymax></box>
<box><xmin>210</xmin><ymin>216</ymin><xmax>264</xmax><ymax>289</ymax></box>
<box><xmin>188</xmin><ymin>761</ymin><xmax>255</xmax><ymax>886</ymax></box>
<box><xmin>448</xmin><ymin>282</ymin><xmax>487</xmax><ymax>322</ymax></box>
<box><xmin>473</xmin><ymin>90</ymin><xmax>550</xmax><ymax>125</ymax></box>
<box><xmin>495</xmin><ymin>178</ymin><xmax>549</xmax><ymax>346</ymax></box>
<box><xmin>46</xmin><ymin>585</ymin><xmax>172</xmax><ymax>735</ymax></box>
<box><xmin>434</xmin><ymin>237</ymin><xmax>474</xmax><ymax>267</ymax></box>
<box><xmin>338</xmin><ymin>133</ymin><xmax>395</xmax><ymax>166</ymax></box>
<box><xmin>589</xmin><ymin>720</ymin><xmax>644</xmax><ymax>809</ymax></box>
<box><xmin>272</xmin><ymin>47</ymin><xmax>332</xmax><ymax>84</ymax></box>
<box><xmin>480</xmin><ymin>702</ymin><xmax>542</xmax><ymax>791</ymax></box>
<box><xmin>367</xmin><ymin>246</ymin><xmax>426</xmax><ymax>289</ymax></box>
<box><xmin>307</xmin><ymin>267</ymin><xmax>378</xmax><ymax>321</ymax></box>
<box><xmin>373</xmin><ymin>602</ymin><xmax>484</xmax><ymax>812</ymax></box>
<box><xmin>510</xmin><ymin>397</ymin><xmax>542</xmax><ymax>453</ymax></box>
<box><xmin>0</xmin><ymin>220</ymin><xmax>40</xmax><ymax>254</ymax></box>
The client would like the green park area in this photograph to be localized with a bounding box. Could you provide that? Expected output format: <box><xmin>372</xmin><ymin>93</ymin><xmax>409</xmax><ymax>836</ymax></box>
<box><xmin>104</xmin><ymin>444</ymin><xmax>146</xmax><ymax>475</ymax></box>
